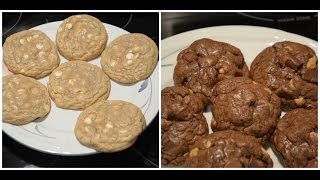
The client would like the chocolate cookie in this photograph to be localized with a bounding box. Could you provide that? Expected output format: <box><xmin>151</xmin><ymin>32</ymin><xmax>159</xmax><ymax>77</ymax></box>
<box><xmin>210</xmin><ymin>77</ymin><xmax>281</xmax><ymax>144</ymax></box>
<box><xmin>161</xmin><ymin>86</ymin><xmax>204</xmax><ymax>121</ymax></box>
<box><xmin>173</xmin><ymin>38</ymin><xmax>249</xmax><ymax>104</ymax></box>
<box><xmin>185</xmin><ymin>130</ymin><xmax>273</xmax><ymax>168</ymax></box>
<box><xmin>161</xmin><ymin>86</ymin><xmax>208</xmax><ymax>166</ymax></box>
<box><xmin>271</xmin><ymin>108</ymin><xmax>318</xmax><ymax>168</ymax></box>
<box><xmin>250</xmin><ymin>41</ymin><xmax>317</xmax><ymax>110</ymax></box>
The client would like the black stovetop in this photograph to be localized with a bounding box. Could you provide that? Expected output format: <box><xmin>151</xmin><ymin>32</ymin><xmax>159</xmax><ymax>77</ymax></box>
<box><xmin>162</xmin><ymin>12</ymin><xmax>317</xmax><ymax>41</ymax></box>
<box><xmin>2</xmin><ymin>12</ymin><xmax>159</xmax><ymax>168</ymax></box>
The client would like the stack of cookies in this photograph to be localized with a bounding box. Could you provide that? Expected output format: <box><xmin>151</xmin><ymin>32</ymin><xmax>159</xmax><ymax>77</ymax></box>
<box><xmin>2</xmin><ymin>14</ymin><xmax>158</xmax><ymax>153</ymax></box>
<box><xmin>162</xmin><ymin>38</ymin><xmax>317</xmax><ymax>168</ymax></box>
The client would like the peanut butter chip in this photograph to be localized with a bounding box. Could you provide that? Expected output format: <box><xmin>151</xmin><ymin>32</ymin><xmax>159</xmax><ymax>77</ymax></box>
<box><xmin>294</xmin><ymin>97</ymin><xmax>305</xmax><ymax>106</ymax></box>
<box><xmin>219</xmin><ymin>68</ymin><xmax>225</xmax><ymax>74</ymax></box>
<box><xmin>189</xmin><ymin>148</ymin><xmax>199</xmax><ymax>157</ymax></box>
<box><xmin>289</xmin><ymin>79</ymin><xmax>295</xmax><ymax>89</ymax></box>
<box><xmin>84</xmin><ymin>117</ymin><xmax>92</xmax><ymax>124</ymax></box>
<box><xmin>307</xmin><ymin>56</ymin><xmax>317</xmax><ymax>69</ymax></box>
<box><xmin>205</xmin><ymin>141</ymin><xmax>212</xmax><ymax>148</ymax></box>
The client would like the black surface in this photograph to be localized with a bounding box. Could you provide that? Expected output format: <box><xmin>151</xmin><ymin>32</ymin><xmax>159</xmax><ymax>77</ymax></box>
<box><xmin>2</xmin><ymin>12</ymin><xmax>159</xmax><ymax>168</ymax></box>
<box><xmin>162</xmin><ymin>12</ymin><xmax>318</xmax><ymax>41</ymax></box>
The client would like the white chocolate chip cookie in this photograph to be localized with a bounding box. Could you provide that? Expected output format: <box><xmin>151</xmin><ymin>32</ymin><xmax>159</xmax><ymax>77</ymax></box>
<box><xmin>101</xmin><ymin>33</ymin><xmax>158</xmax><ymax>84</ymax></box>
<box><xmin>75</xmin><ymin>100</ymin><xmax>146</xmax><ymax>152</ymax></box>
<box><xmin>56</xmin><ymin>14</ymin><xmax>108</xmax><ymax>61</ymax></box>
<box><xmin>3</xmin><ymin>30</ymin><xmax>60</xmax><ymax>79</ymax></box>
<box><xmin>48</xmin><ymin>61</ymin><xmax>110</xmax><ymax>109</ymax></box>
<box><xmin>2</xmin><ymin>74</ymin><xmax>51</xmax><ymax>125</ymax></box>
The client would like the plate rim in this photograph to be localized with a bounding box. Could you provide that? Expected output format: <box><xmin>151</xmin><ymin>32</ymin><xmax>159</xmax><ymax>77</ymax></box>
<box><xmin>162</xmin><ymin>25</ymin><xmax>317</xmax><ymax>58</ymax></box>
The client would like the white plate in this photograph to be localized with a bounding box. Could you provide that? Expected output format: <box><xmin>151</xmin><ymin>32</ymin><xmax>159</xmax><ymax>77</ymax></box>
<box><xmin>161</xmin><ymin>25</ymin><xmax>317</xmax><ymax>168</ymax></box>
<box><xmin>2</xmin><ymin>21</ymin><xmax>159</xmax><ymax>155</ymax></box>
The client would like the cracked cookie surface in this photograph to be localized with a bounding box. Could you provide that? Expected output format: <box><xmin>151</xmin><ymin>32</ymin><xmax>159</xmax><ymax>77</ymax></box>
<box><xmin>210</xmin><ymin>77</ymin><xmax>281</xmax><ymax>144</ymax></box>
<box><xmin>48</xmin><ymin>61</ymin><xmax>110</xmax><ymax>109</ymax></box>
<box><xmin>101</xmin><ymin>33</ymin><xmax>158</xmax><ymax>84</ymax></box>
<box><xmin>75</xmin><ymin>100</ymin><xmax>146</xmax><ymax>152</ymax></box>
<box><xmin>185</xmin><ymin>130</ymin><xmax>273</xmax><ymax>168</ymax></box>
<box><xmin>2</xmin><ymin>74</ymin><xmax>51</xmax><ymax>125</ymax></box>
<box><xmin>250</xmin><ymin>41</ymin><xmax>317</xmax><ymax>110</ymax></box>
<box><xmin>56</xmin><ymin>14</ymin><xmax>107</xmax><ymax>61</ymax></box>
<box><xmin>161</xmin><ymin>86</ymin><xmax>208</xmax><ymax>166</ymax></box>
<box><xmin>271</xmin><ymin>108</ymin><xmax>318</xmax><ymax>168</ymax></box>
<box><xmin>173</xmin><ymin>38</ymin><xmax>249</xmax><ymax>104</ymax></box>
<box><xmin>3</xmin><ymin>30</ymin><xmax>60</xmax><ymax>78</ymax></box>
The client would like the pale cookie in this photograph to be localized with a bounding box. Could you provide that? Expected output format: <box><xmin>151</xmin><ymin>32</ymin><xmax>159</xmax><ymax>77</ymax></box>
<box><xmin>48</xmin><ymin>61</ymin><xmax>110</xmax><ymax>109</ymax></box>
<box><xmin>3</xmin><ymin>30</ymin><xmax>60</xmax><ymax>78</ymax></box>
<box><xmin>2</xmin><ymin>74</ymin><xmax>51</xmax><ymax>125</ymax></box>
<box><xmin>56</xmin><ymin>14</ymin><xmax>108</xmax><ymax>61</ymax></box>
<box><xmin>75</xmin><ymin>100</ymin><xmax>146</xmax><ymax>152</ymax></box>
<box><xmin>101</xmin><ymin>33</ymin><xmax>158</xmax><ymax>84</ymax></box>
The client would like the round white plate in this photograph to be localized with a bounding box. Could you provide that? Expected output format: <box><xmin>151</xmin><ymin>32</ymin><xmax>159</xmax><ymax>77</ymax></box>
<box><xmin>2</xmin><ymin>21</ymin><xmax>159</xmax><ymax>155</ymax></box>
<box><xmin>161</xmin><ymin>25</ymin><xmax>317</xmax><ymax>168</ymax></box>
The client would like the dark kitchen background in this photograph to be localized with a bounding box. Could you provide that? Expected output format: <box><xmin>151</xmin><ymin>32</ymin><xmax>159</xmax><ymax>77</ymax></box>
<box><xmin>162</xmin><ymin>12</ymin><xmax>317</xmax><ymax>41</ymax></box>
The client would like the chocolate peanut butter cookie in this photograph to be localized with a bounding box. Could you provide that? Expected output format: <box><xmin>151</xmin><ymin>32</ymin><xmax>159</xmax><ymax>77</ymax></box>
<box><xmin>250</xmin><ymin>41</ymin><xmax>317</xmax><ymax>110</ymax></box>
<box><xmin>185</xmin><ymin>130</ymin><xmax>273</xmax><ymax>168</ymax></box>
<box><xmin>211</xmin><ymin>77</ymin><xmax>281</xmax><ymax>144</ymax></box>
<box><xmin>161</xmin><ymin>86</ymin><xmax>209</xmax><ymax>166</ymax></box>
<box><xmin>271</xmin><ymin>108</ymin><xmax>317</xmax><ymax>168</ymax></box>
<box><xmin>173</xmin><ymin>38</ymin><xmax>249</xmax><ymax>104</ymax></box>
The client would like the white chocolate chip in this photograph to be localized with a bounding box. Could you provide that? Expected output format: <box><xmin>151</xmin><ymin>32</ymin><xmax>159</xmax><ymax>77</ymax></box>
<box><xmin>20</xmin><ymin>69</ymin><xmax>25</xmax><ymax>72</ymax></box>
<box><xmin>23</xmin><ymin>54</ymin><xmax>29</xmax><ymax>59</ymax></box>
<box><xmin>19</xmin><ymin>39</ymin><xmax>25</xmax><ymax>44</ymax></box>
<box><xmin>126</xmin><ymin>52</ymin><xmax>134</xmax><ymax>59</ymax></box>
<box><xmin>120</xmin><ymin>130</ymin><xmax>127</xmax><ymax>134</ymax></box>
<box><xmin>17</xmin><ymin>89</ymin><xmax>27</xmax><ymax>94</ymax></box>
<box><xmin>84</xmin><ymin>117</ymin><xmax>92</xmax><ymax>124</ymax></box>
<box><xmin>38</xmin><ymin>51</ymin><xmax>46</xmax><ymax>57</ymax></box>
<box><xmin>307</xmin><ymin>56</ymin><xmax>317</xmax><ymax>69</ymax></box>
<box><xmin>84</xmin><ymin>126</ymin><xmax>90</xmax><ymax>132</ymax></box>
<box><xmin>105</xmin><ymin>123</ymin><xmax>113</xmax><ymax>129</ymax></box>
<box><xmin>110</xmin><ymin>60</ymin><xmax>116</xmax><ymax>67</ymax></box>
<box><xmin>33</xmin><ymin>34</ymin><xmax>39</xmax><ymax>38</ymax></box>
<box><xmin>54</xmin><ymin>71</ymin><xmax>62</xmax><ymax>77</ymax></box>
<box><xmin>66</xmin><ymin>23</ymin><xmax>73</xmax><ymax>29</ymax></box>
<box><xmin>87</xmin><ymin>34</ymin><xmax>93</xmax><ymax>39</ymax></box>
<box><xmin>36</xmin><ymin>43</ymin><xmax>43</xmax><ymax>49</ymax></box>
